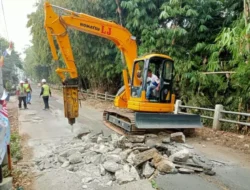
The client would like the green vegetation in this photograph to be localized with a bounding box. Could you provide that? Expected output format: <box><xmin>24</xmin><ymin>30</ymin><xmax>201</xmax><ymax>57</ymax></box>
<box><xmin>24</xmin><ymin>0</ymin><xmax>250</xmax><ymax>131</ymax></box>
<box><xmin>150</xmin><ymin>179</ymin><xmax>159</xmax><ymax>189</ymax></box>
<box><xmin>0</xmin><ymin>37</ymin><xmax>22</xmax><ymax>86</ymax></box>
<box><xmin>10</xmin><ymin>132</ymin><xmax>23</xmax><ymax>160</ymax></box>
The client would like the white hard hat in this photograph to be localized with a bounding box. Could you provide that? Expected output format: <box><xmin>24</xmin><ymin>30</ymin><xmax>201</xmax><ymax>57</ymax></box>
<box><xmin>20</xmin><ymin>80</ymin><xmax>24</xmax><ymax>83</ymax></box>
<box><xmin>41</xmin><ymin>79</ymin><xmax>46</xmax><ymax>83</ymax></box>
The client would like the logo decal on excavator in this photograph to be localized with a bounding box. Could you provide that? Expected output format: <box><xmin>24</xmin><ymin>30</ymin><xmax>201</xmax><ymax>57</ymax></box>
<box><xmin>101</xmin><ymin>26</ymin><xmax>112</xmax><ymax>35</ymax></box>
<box><xmin>80</xmin><ymin>23</ymin><xmax>100</xmax><ymax>31</ymax></box>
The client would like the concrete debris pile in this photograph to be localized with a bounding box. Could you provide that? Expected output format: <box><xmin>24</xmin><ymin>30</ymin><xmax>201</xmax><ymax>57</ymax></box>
<box><xmin>34</xmin><ymin>132</ymin><xmax>216</xmax><ymax>188</ymax></box>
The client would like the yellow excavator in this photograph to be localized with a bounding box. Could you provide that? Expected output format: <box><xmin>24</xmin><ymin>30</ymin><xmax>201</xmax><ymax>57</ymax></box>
<box><xmin>44</xmin><ymin>2</ymin><xmax>202</xmax><ymax>134</ymax></box>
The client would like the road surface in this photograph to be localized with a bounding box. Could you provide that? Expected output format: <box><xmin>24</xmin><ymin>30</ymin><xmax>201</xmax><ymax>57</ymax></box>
<box><xmin>18</xmin><ymin>86</ymin><xmax>250</xmax><ymax>190</ymax></box>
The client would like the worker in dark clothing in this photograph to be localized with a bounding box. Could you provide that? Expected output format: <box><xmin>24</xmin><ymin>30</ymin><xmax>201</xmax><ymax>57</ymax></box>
<box><xmin>40</xmin><ymin>79</ymin><xmax>51</xmax><ymax>110</ymax></box>
<box><xmin>16</xmin><ymin>80</ymin><xmax>28</xmax><ymax>109</ymax></box>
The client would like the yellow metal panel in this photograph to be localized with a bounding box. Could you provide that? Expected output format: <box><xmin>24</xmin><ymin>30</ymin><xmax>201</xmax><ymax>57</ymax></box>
<box><xmin>128</xmin><ymin>100</ymin><xmax>175</xmax><ymax>112</ymax></box>
<box><xmin>135</xmin><ymin>54</ymin><xmax>174</xmax><ymax>62</ymax></box>
<box><xmin>114</xmin><ymin>91</ymin><xmax>127</xmax><ymax>108</ymax></box>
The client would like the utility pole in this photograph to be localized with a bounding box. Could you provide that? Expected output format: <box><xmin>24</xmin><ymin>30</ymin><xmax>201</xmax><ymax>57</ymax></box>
<box><xmin>0</xmin><ymin>66</ymin><xmax>3</xmax><ymax>97</ymax></box>
<box><xmin>0</xmin><ymin>42</ymin><xmax>4</xmax><ymax>97</ymax></box>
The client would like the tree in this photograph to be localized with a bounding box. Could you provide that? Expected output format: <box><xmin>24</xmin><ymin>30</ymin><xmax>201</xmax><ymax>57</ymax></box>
<box><xmin>0</xmin><ymin>37</ymin><xmax>22</xmax><ymax>86</ymax></box>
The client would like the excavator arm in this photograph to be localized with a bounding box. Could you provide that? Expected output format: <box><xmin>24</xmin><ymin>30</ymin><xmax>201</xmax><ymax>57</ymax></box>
<box><xmin>44</xmin><ymin>2</ymin><xmax>138</xmax><ymax>80</ymax></box>
<box><xmin>44</xmin><ymin>2</ymin><xmax>138</xmax><ymax>124</ymax></box>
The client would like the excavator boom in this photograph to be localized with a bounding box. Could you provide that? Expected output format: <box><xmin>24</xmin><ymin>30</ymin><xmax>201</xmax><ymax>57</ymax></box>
<box><xmin>44</xmin><ymin>2</ymin><xmax>137</xmax><ymax>81</ymax></box>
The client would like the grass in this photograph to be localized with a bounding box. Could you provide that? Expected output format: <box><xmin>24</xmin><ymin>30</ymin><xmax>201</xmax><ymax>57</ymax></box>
<box><xmin>10</xmin><ymin>132</ymin><xmax>23</xmax><ymax>160</ymax></box>
<box><xmin>150</xmin><ymin>179</ymin><xmax>159</xmax><ymax>189</ymax></box>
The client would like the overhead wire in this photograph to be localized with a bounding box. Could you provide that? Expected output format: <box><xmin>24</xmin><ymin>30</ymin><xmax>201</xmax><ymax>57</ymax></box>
<box><xmin>0</xmin><ymin>0</ymin><xmax>9</xmax><ymax>40</ymax></box>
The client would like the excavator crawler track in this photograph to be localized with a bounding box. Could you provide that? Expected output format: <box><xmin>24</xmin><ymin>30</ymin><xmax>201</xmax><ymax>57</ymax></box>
<box><xmin>103</xmin><ymin>109</ymin><xmax>145</xmax><ymax>135</ymax></box>
<box><xmin>103</xmin><ymin>109</ymin><xmax>202</xmax><ymax>136</ymax></box>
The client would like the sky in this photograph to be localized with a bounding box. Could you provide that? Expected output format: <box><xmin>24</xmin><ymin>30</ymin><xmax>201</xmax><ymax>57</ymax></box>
<box><xmin>0</xmin><ymin>0</ymin><xmax>39</xmax><ymax>59</ymax></box>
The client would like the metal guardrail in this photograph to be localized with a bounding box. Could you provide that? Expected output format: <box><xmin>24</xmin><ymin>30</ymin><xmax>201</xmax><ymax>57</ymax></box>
<box><xmin>50</xmin><ymin>84</ymin><xmax>250</xmax><ymax>130</ymax></box>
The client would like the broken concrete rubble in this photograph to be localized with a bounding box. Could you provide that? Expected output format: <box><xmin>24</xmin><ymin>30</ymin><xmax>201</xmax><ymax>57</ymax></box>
<box><xmin>34</xmin><ymin>131</ymin><xmax>217</xmax><ymax>188</ymax></box>
<box><xmin>126</xmin><ymin>135</ymin><xmax>145</xmax><ymax>143</ymax></box>
<box><xmin>133</xmin><ymin>148</ymin><xmax>158</xmax><ymax>166</ymax></box>
<box><xmin>170</xmin><ymin>132</ymin><xmax>186</xmax><ymax>143</ymax></box>
<box><xmin>169</xmin><ymin>149</ymin><xmax>190</xmax><ymax>162</ymax></box>
<box><xmin>142</xmin><ymin>161</ymin><xmax>155</xmax><ymax>178</ymax></box>
<box><xmin>69</xmin><ymin>152</ymin><xmax>82</xmax><ymax>164</ymax></box>
<box><xmin>103</xmin><ymin>161</ymin><xmax>121</xmax><ymax>173</ymax></box>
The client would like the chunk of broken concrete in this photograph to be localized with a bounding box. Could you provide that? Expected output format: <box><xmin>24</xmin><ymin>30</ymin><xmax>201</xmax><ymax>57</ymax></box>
<box><xmin>61</xmin><ymin>161</ymin><xmax>70</xmax><ymax>168</ymax></box>
<box><xmin>126</xmin><ymin>152</ymin><xmax>136</xmax><ymax>164</ymax></box>
<box><xmin>111</xmin><ymin>133</ymin><xmax>120</xmax><ymax>142</ymax></box>
<box><xmin>204</xmin><ymin>169</ymin><xmax>216</xmax><ymax>176</ymax></box>
<box><xmin>130</xmin><ymin>166</ymin><xmax>140</xmax><ymax>180</ymax></box>
<box><xmin>155</xmin><ymin>158</ymin><xmax>175</xmax><ymax>173</ymax></box>
<box><xmin>145</xmin><ymin>134</ymin><xmax>158</xmax><ymax>138</ymax></box>
<box><xmin>115</xmin><ymin>170</ymin><xmax>136</xmax><ymax>185</ymax></box>
<box><xmin>105</xmin><ymin>154</ymin><xmax>122</xmax><ymax>164</ymax></box>
<box><xmin>169</xmin><ymin>149</ymin><xmax>189</xmax><ymax>162</ymax></box>
<box><xmin>127</xmin><ymin>135</ymin><xmax>145</xmax><ymax>143</ymax></box>
<box><xmin>106</xmin><ymin>181</ymin><xmax>113</xmax><ymax>186</ymax></box>
<box><xmin>91</xmin><ymin>154</ymin><xmax>102</xmax><ymax>165</ymax></box>
<box><xmin>73</xmin><ymin>127</ymin><xmax>90</xmax><ymax>139</ymax></box>
<box><xmin>97</xmin><ymin>136</ymin><xmax>103</xmax><ymax>144</ymax></box>
<box><xmin>81</xmin><ymin>177</ymin><xmax>93</xmax><ymax>184</ymax></box>
<box><xmin>69</xmin><ymin>152</ymin><xmax>82</xmax><ymax>164</ymax></box>
<box><xmin>151</xmin><ymin>152</ymin><xmax>163</xmax><ymax>166</ymax></box>
<box><xmin>99</xmin><ymin>164</ymin><xmax>106</xmax><ymax>176</ymax></box>
<box><xmin>60</xmin><ymin>149</ymin><xmax>78</xmax><ymax>157</ymax></box>
<box><xmin>83</xmin><ymin>151</ymin><xmax>98</xmax><ymax>164</ymax></box>
<box><xmin>103</xmin><ymin>161</ymin><xmax>121</xmax><ymax>173</ymax></box>
<box><xmin>123</xmin><ymin>164</ymin><xmax>130</xmax><ymax>172</ymax></box>
<box><xmin>170</xmin><ymin>132</ymin><xmax>185</xmax><ymax>143</ymax></box>
<box><xmin>178</xmin><ymin>168</ymin><xmax>194</xmax><ymax>174</ymax></box>
<box><xmin>143</xmin><ymin>161</ymin><xmax>155</xmax><ymax>178</ymax></box>
<box><xmin>120</xmin><ymin>149</ymin><xmax>133</xmax><ymax>161</ymax></box>
<box><xmin>133</xmin><ymin>148</ymin><xmax>158</xmax><ymax>166</ymax></box>
<box><xmin>162</xmin><ymin>137</ymin><xmax>171</xmax><ymax>144</ymax></box>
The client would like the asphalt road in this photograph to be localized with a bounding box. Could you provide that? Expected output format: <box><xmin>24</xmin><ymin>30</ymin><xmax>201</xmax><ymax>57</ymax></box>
<box><xmin>18</xmin><ymin>86</ymin><xmax>250</xmax><ymax>190</ymax></box>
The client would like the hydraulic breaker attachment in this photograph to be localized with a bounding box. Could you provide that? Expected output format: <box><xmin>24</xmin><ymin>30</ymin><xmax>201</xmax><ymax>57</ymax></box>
<box><xmin>62</xmin><ymin>78</ymin><xmax>79</xmax><ymax>125</ymax></box>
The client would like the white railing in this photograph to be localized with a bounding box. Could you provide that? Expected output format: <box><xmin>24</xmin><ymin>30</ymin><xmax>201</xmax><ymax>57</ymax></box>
<box><xmin>81</xmin><ymin>90</ymin><xmax>115</xmax><ymax>101</ymax></box>
<box><xmin>50</xmin><ymin>84</ymin><xmax>250</xmax><ymax>130</ymax></box>
<box><xmin>174</xmin><ymin>100</ymin><xmax>250</xmax><ymax>130</ymax></box>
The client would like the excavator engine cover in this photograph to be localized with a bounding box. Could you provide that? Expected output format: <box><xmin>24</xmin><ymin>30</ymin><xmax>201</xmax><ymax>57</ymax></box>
<box><xmin>135</xmin><ymin>112</ymin><xmax>202</xmax><ymax>129</ymax></box>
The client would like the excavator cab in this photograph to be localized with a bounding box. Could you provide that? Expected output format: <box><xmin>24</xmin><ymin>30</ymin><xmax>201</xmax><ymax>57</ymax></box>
<box><xmin>112</xmin><ymin>54</ymin><xmax>203</xmax><ymax>132</ymax></box>
<box><xmin>131</xmin><ymin>55</ymin><xmax>174</xmax><ymax>103</ymax></box>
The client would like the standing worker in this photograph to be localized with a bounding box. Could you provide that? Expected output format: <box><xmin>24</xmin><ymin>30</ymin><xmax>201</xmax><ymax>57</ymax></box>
<box><xmin>40</xmin><ymin>79</ymin><xmax>51</xmax><ymax>110</ymax></box>
<box><xmin>16</xmin><ymin>80</ymin><xmax>28</xmax><ymax>109</ymax></box>
<box><xmin>24</xmin><ymin>79</ymin><xmax>32</xmax><ymax>104</ymax></box>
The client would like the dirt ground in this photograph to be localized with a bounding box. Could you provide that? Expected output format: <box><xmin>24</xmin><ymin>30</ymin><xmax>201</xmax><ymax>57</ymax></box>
<box><xmin>195</xmin><ymin>127</ymin><xmax>250</xmax><ymax>154</ymax></box>
<box><xmin>7</xmin><ymin>99</ymin><xmax>33</xmax><ymax>190</ymax></box>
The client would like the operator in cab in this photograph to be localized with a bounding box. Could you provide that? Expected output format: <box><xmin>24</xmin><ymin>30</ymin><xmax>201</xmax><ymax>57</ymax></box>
<box><xmin>146</xmin><ymin>69</ymin><xmax>160</xmax><ymax>99</ymax></box>
<box><xmin>40</xmin><ymin>79</ymin><xmax>51</xmax><ymax>110</ymax></box>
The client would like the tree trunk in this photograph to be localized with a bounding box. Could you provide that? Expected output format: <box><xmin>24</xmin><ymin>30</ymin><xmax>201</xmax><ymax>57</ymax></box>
<box><xmin>114</xmin><ymin>0</ymin><xmax>126</xmax><ymax>66</ymax></box>
<box><xmin>244</xmin><ymin>0</ymin><xmax>250</xmax><ymax>56</ymax></box>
